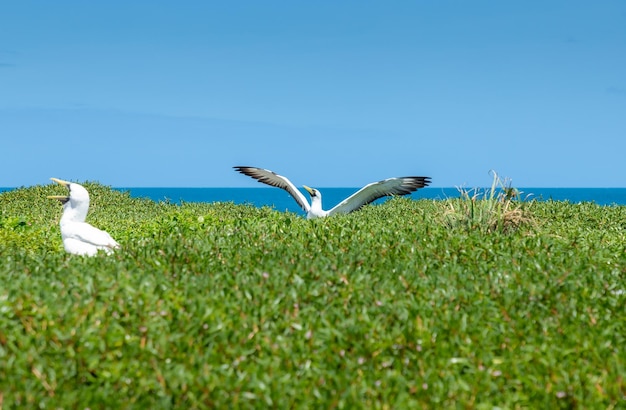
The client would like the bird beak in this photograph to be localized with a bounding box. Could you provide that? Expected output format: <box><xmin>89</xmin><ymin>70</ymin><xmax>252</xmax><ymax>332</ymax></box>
<box><xmin>48</xmin><ymin>178</ymin><xmax>71</xmax><ymax>203</ymax></box>
<box><xmin>48</xmin><ymin>194</ymin><xmax>70</xmax><ymax>204</ymax></box>
<box><xmin>303</xmin><ymin>185</ymin><xmax>315</xmax><ymax>195</ymax></box>
<box><xmin>50</xmin><ymin>178</ymin><xmax>70</xmax><ymax>187</ymax></box>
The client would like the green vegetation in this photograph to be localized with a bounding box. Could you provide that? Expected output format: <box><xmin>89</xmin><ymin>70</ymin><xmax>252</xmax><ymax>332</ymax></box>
<box><xmin>1</xmin><ymin>182</ymin><xmax>625</xmax><ymax>409</ymax></box>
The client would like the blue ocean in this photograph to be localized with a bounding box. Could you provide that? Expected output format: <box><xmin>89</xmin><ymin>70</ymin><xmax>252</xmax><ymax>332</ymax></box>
<box><xmin>2</xmin><ymin>187</ymin><xmax>625</xmax><ymax>214</ymax></box>
<box><xmin>116</xmin><ymin>187</ymin><xmax>625</xmax><ymax>215</ymax></box>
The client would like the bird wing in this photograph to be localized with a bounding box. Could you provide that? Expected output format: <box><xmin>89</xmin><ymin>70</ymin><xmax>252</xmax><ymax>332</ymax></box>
<box><xmin>234</xmin><ymin>166</ymin><xmax>311</xmax><ymax>213</ymax></box>
<box><xmin>67</xmin><ymin>222</ymin><xmax>120</xmax><ymax>249</ymax></box>
<box><xmin>328</xmin><ymin>176</ymin><xmax>431</xmax><ymax>215</ymax></box>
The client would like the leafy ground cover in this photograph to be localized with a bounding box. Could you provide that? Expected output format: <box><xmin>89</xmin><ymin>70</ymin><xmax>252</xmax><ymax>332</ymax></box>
<box><xmin>0</xmin><ymin>182</ymin><xmax>625</xmax><ymax>408</ymax></box>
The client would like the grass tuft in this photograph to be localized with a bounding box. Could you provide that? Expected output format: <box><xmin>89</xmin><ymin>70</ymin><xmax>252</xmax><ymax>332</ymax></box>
<box><xmin>444</xmin><ymin>170</ymin><xmax>535</xmax><ymax>233</ymax></box>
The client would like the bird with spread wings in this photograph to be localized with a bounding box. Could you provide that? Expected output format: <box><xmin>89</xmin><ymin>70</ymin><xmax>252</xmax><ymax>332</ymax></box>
<box><xmin>234</xmin><ymin>166</ymin><xmax>431</xmax><ymax>219</ymax></box>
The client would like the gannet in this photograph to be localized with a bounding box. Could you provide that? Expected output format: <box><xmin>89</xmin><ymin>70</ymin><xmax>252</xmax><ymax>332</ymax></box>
<box><xmin>48</xmin><ymin>178</ymin><xmax>120</xmax><ymax>256</ymax></box>
<box><xmin>234</xmin><ymin>166</ymin><xmax>431</xmax><ymax>219</ymax></box>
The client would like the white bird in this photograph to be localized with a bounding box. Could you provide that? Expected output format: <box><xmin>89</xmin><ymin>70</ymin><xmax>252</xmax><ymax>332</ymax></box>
<box><xmin>48</xmin><ymin>178</ymin><xmax>120</xmax><ymax>256</ymax></box>
<box><xmin>234</xmin><ymin>166</ymin><xmax>431</xmax><ymax>219</ymax></box>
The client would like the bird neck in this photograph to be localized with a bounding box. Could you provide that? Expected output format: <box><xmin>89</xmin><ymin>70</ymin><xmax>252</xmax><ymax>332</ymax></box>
<box><xmin>309</xmin><ymin>195</ymin><xmax>323</xmax><ymax>213</ymax></box>
<box><xmin>60</xmin><ymin>202</ymin><xmax>89</xmax><ymax>224</ymax></box>
<box><xmin>307</xmin><ymin>195</ymin><xmax>329</xmax><ymax>218</ymax></box>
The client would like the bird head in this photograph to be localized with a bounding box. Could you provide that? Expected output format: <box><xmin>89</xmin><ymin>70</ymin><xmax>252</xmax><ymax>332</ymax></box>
<box><xmin>48</xmin><ymin>178</ymin><xmax>91</xmax><ymax>220</ymax></box>
<box><xmin>47</xmin><ymin>178</ymin><xmax>72</xmax><ymax>204</ymax></box>
<box><xmin>302</xmin><ymin>185</ymin><xmax>320</xmax><ymax>198</ymax></box>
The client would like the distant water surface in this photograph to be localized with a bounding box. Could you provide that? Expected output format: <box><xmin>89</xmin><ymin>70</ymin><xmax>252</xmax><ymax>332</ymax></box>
<box><xmin>1</xmin><ymin>187</ymin><xmax>625</xmax><ymax>214</ymax></box>
<box><xmin>116</xmin><ymin>187</ymin><xmax>626</xmax><ymax>214</ymax></box>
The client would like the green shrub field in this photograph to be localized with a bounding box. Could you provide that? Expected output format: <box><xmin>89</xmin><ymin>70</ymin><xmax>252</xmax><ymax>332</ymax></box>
<box><xmin>1</xmin><ymin>182</ymin><xmax>624</xmax><ymax>408</ymax></box>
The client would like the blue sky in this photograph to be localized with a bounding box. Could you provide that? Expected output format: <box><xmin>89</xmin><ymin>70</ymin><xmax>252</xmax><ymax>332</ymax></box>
<box><xmin>1</xmin><ymin>1</ymin><xmax>625</xmax><ymax>188</ymax></box>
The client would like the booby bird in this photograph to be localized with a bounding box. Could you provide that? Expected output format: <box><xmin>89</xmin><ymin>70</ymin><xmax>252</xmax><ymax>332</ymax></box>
<box><xmin>234</xmin><ymin>166</ymin><xmax>431</xmax><ymax>219</ymax></box>
<box><xmin>48</xmin><ymin>178</ymin><xmax>120</xmax><ymax>256</ymax></box>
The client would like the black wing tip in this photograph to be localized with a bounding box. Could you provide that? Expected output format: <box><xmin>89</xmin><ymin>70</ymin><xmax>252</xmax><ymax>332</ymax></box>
<box><xmin>233</xmin><ymin>166</ymin><xmax>288</xmax><ymax>190</ymax></box>
<box><xmin>233</xmin><ymin>166</ymin><xmax>262</xmax><ymax>182</ymax></box>
<box><xmin>233</xmin><ymin>166</ymin><xmax>265</xmax><ymax>177</ymax></box>
<box><xmin>233</xmin><ymin>166</ymin><xmax>273</xmax><ymax>173</ymax></box>
<box><xmin>399</xmin><ymin>176</ymin><xmax>432</xmax><ymax>189</ymax></box>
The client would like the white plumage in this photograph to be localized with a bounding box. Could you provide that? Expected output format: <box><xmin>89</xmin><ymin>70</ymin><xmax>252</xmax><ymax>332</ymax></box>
<box><xmin>234</xmin><ymin>166</ymin><xmax>431</xmax><ymax>219</ymax></box>
<box><xmin>48</xmin><ymin>178</ymin><xmax>120</xmax><ymax>256</ymax></box>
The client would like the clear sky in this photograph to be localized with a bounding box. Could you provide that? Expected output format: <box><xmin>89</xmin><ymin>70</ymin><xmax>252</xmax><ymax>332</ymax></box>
<box><xmin>1</xmin><ymin>1</ymin><xmax>625</xmax><ymax>188</ymax></box>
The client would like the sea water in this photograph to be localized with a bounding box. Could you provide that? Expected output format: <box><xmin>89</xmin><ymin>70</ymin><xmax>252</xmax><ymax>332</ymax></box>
<box><xmin>2</xmin><ymin>187</ymin><xmax>625</xmax><ymax>214</ymax></box>
<box><xmin>115</xmin><ymin>187</ymin><xmax>626</xmax><ymax>215</ymax></box>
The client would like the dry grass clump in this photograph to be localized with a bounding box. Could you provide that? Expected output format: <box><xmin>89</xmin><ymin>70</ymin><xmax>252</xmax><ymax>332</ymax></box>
<box><xmin>444</xmin><ymin>170</ymin><xmax>535</xmax><ymax>233</ymax></box>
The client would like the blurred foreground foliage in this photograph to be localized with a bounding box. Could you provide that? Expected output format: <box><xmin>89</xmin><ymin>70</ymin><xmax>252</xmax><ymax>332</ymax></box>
<box><xmin>0</xmin><ymin>182</ymin><xmax>625</xmax><ymax>408</ymax></box>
